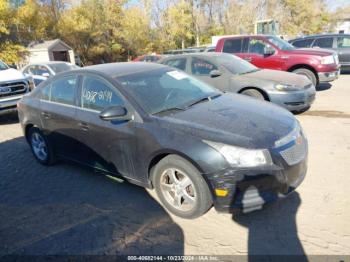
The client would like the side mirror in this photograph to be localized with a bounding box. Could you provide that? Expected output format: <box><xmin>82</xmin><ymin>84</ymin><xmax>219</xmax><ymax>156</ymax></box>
<box><xmin>264</xmin><ymin>45</ymin><xmax>275</xmax><ymax>56</ymax></box>
<box><xmin>99</xmin><ymin>106</ymin><xmax>132</xmax><ymax>121</ymax></box>
<box><xmin>42</xmin><ymin>72</ymin><xmax>50</xmax><ymax>78</ymax></box>
<box><xmin>210</xmin><ymin>69</ymin><xmax>222</xmax><ymax>78</ymax></box>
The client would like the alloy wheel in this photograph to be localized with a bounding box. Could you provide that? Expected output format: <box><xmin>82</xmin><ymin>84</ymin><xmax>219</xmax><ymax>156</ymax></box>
<box><xmin>31</xmin><ymin>132</ymin><xmax>48</xmax><ymax>161</ymax></box>
<box><xmin>159</xmin><ymin>168</ymin><xmax>197</xmax><ymax>212</ymax></box>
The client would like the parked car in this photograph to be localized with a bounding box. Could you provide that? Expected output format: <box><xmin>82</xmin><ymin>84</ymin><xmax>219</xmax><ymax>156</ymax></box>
<box><xmin>215</xmin><ymin>35</ymin><xmax>340</xmax><ymax>87</ymax></box>
<box><xmin>132</xmin><ymin>54</ymin><xmax>164</xmax><ymax>62</ymax></box>
<box><xmin>159</xmin><ymin>53</ymin><xmax>315</xmax><ymax>112</ymax></box>
<box><xmin>0</xmin><ymin>60</ymin><xmax>33</xmax><ymax>116</ymax></box>
<box><xmin>22</xmin><ymin>61</ymin><xmax>78</xmax><ymax>86</ymax></box>
<box><xmin>289</xmin><ymin>34</ymin><xmax>350</xmax><ymax>71</ymax></box>
<box><xmin>18</xmin><ymin>62</ymin><xmax>308</xmax><ymax>218</ymax></box>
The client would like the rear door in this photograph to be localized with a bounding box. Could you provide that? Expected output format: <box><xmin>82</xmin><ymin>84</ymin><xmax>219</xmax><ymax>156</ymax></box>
<box><xmin>75</xmin><ymin>74</ymin><xmax>137</xmax><ymax>179</ymax></box>
<box><xmin>335</xmin><ymin>36</ymin><xmax>350</xmax><ymax>67</ymax></box>
<box><xmin>39</xmin><ymin>74</ymin><xmax>80</xmax><ymax>158</ymax></box>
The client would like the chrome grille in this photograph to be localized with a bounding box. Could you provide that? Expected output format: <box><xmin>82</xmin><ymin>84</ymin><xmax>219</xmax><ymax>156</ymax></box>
<box><xmin>0</xmin><ymin>81</ymin><xmax>28</xmax><ymax>98</ymax></box>
<box><xmin>279</xmin><ymin>136</ymin><xmax>307</xmax><ymax>166</ymax></box>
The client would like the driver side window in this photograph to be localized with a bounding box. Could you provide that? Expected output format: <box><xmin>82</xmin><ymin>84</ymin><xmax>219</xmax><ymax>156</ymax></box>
<box><xmin>81</xmin><ymin>76</ymin><xmax>124</xmax><ymax>112</ymax></box>
<box><xmin>248</xmin><ymin>39</ymin><xmax>267</xmax><ymax>55</ymax></box>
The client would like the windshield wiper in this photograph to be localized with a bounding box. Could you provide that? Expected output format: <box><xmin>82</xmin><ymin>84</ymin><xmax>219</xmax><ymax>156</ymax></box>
<box><xmin>152</xmin><ymin>107</ymin><xmax>185</xmax><ymax>115</ymax></box>
<box><xmin>185</xmin><ymin>93</ymin><xmax>221</xmax><ymax>108</ymax></box>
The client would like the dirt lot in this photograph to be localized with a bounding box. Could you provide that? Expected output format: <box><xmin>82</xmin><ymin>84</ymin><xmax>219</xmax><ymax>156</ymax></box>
<box><xmin>1</xmin><ymin>74</ymin><xmax>350</xmax><ymax>257</ymax></box>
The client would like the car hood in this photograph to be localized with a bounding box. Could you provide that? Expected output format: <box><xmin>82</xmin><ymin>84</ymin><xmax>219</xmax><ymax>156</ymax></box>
<box><xmin>240</xmin><ymin>69</ymin><xmax>311</xmax><ymax>87</ymax></box>
<box><xmin>286</xmin><ymin>48</ymin><xmax>334</xmax><ymax>57</ymax></box>
<box><xmin>0</xmin><ymin>68</ymin><xmax>26</xmax><ymax>82</ymax></box>
<box><xmin>158</xmin><ymin>93</ymin><xmax>297</xmax><ymax>149</ymax></box>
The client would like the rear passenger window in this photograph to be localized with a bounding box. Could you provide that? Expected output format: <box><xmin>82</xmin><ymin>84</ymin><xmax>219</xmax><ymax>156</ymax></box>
<box><xmin>81</xmin><ymin>76</ymin><xmax>124</xmax><ymax>112</ymax></box>
<box><xmin>292</xmin><ymin>38</ymin><xmax>314</xmax><ymax>48</ymax></box>
<box><xmin>164</xmin><ymin>58</ymin><xmax>187</xmax><ymax>71</ymax></box>
<box><xmin>50</xmin><ymin>75</ymin><xmax>77</xmax><ymax>105</ymax></box>
<box><xmin>191</xmin><ymin>57</ymin><xmax>218</xmax><ymax>75</ymax></box>
<box><xmin>313</xmin><ymin>37</ymin><xmax>333</xmax><ymax>48</ymax></box>
<box><xmin>223</xmin><ymin>39</ymin><xmax>242</xmax><ymax>53</ymax></box>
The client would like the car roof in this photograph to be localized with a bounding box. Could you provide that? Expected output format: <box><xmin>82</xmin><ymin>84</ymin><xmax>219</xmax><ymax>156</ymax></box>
<box><xmin>290</xmin><ymin>33</ymin><xmax>350</xmax><ymax>41</ymax></box>
<box><xmin>218</xmin><ymin>34</ymin><xmax>275</xmax><ymax>40</ymax></box>
<box><xmin>25</xmin><ymin>61</ymin><xmax>71</xmax><ymax>66</ymax></box>
<box><xmin>83</xmin><ymin>62</ymin><xmax>167</xmax><ymax>77</ymax></box>
<box><xmin>160</xmin><ymin>52</ymin><xmax>233</xmax><ymax>60</ymax></box>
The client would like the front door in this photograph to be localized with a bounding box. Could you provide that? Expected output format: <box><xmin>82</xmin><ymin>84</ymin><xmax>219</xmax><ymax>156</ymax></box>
<box><xmin>245</xmin><ymin>37</ymin><xmax>285</xmax><ymax>71</ymax></box>
<box><xmin>189</xmin><ymin>56</ymin><xmax>229</xmax><ymax>90</ymax></box>
<box><xmin>76</xmin><ymin>74</ymin><xmax>137</xmax><ymax>179</ymax></box>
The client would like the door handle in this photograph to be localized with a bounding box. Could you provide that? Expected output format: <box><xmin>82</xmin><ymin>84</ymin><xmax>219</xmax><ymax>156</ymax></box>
<box><xmin>244</xmin><ymin>57</ymin><xmax>252</xmax><ymax>62</ymax></box>
<box><xmin>78</xmin><ymin>122</ymin><xmax>89</xmax><ymax>131</ymax></box>
<box><xmin>41</xmin><ymin>112</ymin><xmax>51</xmax><ymax>119</ymax></box>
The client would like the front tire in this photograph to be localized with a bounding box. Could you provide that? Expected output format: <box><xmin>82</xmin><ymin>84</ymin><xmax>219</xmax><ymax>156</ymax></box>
<box><xmin>28</xmin><ymin>127</ymin><xmax>55</xmax><ymax>165</ymax></box>
<box><xmin>151</xmin><ymin>155</ymin><xmax>212</xmax><ymax>219</ymax></box>
<box><xmin>241</xmin><ymin>89</ymin><xmax>265</xmax><ymax>100</ymax></box>
<box><xmin>292</xmin><ymin>68</ymin><xmax>317</xmax><ymax>87</ymax></box>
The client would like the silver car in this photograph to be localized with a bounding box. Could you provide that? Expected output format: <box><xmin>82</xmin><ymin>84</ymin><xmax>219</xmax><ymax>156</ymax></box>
<box><xmin>159</xmin><ymin>53</ymin><xmax>316</xmax><ymax>112</ymax></box>
<box><xmin>22</xmin><ymin>61</ymin><xmax>79</xmax><ymax>87</ymax></box>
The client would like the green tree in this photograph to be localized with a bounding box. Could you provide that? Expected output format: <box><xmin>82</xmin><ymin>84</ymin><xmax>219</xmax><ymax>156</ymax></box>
<box><xmin>0</xmin><ymin>0</ymin><xmax>27</xmax><ymax>64</ymax></box>
<box><xmin>57</xmin><ymin>0</ymin><xmax>125</xmax><ymax>64</ymax></box>
<box><xmin>120</xmin><ymin>6</ymin><xmax>153</xmax><ymax>58</ymax></box>
<box><xmin>164</xmin><ymin>0</ymin><xmax>194</xmax><ymax>49</ymax></box>
<box><xmin>276</xmin><ymin>0</ymin><xmax>331</xmax><ymax>36</ymax></box>
<box><xmin>15</xmin><ymin>0</ymin><xmax>51</xmax><ymax>43</ymax></box>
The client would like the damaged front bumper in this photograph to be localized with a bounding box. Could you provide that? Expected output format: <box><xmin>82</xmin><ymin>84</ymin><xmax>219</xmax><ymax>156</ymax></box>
<box><xmin>203</xmin><ymin>150</ymin><xmax>307</xmax><ymax>214</ymax></box>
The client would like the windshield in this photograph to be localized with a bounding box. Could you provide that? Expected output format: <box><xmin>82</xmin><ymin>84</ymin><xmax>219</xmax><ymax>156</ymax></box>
<box><xmin>215</xmin><ymin>53</ymin><xmax>258</xmax><ymax>74</ymax></box>
<box><xmin>0</xmin><ymin>60</ymin><xmax>9</xmax><ymax>71</ymax></box>
<box><xmin>116</xmin><ymin>68</ymin><xmax>220</xmax><ymax>114</ymax></box>
<box><xmin>267</xmin><ymin>36</ymin><xmax>295</xmax><ymax>51</ymax></box>
<box><xmin>49</xmin><ymin>63</ymin><xmax>78</xmax><ymax>74</ymax></box>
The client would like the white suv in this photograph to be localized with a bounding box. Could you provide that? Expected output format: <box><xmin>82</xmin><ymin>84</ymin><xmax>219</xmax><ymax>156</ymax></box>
<box><xmin>0</xmin><ymin>60</ymin><xmax>34</xmax><ymax>116</ymax></box>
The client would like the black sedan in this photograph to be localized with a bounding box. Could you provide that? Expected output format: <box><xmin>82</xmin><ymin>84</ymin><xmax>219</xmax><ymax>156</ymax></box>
<box><xmin>18</xmin><ymin>62</ymin><xmax>308</xmax><ymax>218</ymax></box>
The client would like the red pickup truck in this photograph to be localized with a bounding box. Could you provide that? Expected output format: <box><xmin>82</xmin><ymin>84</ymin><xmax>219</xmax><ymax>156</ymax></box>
<box><xmin>215</xmin><ymin>35</ymin><xmax>340</xmax><ymax>86</ymax></box>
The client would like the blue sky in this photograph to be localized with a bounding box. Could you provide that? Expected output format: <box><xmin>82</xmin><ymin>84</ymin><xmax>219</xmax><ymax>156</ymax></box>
<box><xmin>326</xmin><ymin>0</ymin><xmax>350</xmax><ymax>10</ymax></box>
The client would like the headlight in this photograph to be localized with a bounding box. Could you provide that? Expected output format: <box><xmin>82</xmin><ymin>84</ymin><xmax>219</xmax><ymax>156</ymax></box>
<box><xmin>275</xmin><ymin>121</ymin><xmax>302</xmax><ymax>147</ymax></box>
<box><xmin>204</xmin><ymin>140</ymin><xmax>272</xmax><ymax>167</ymax></box>
<box><xmin>321</xmin><ymin>55</ymin><xmax>335</xmax><ymax>65</ymax></box>
<box><xmin>274</xmin><ymin>83</ymin><xmax>300</xmax><ymax>91</ymax></box>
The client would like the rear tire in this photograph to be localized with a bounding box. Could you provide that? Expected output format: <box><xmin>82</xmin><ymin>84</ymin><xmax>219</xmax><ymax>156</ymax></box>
<box><xmin>241</xmin><ymin>89</ymin><xmax>265</xmax><ymax>100</ymax></box>
<box><xmin>151</xmin><ymin>155</ymin><xmax>212</xmax><ymax>219</ymax></box>
<box><xmin>292</xmin><ymin>68</ymin><xmax>317</xmax><ymax>87</ymax></box>
<box><xmin>28</xmin><ymin>127</ymin><xmax>55</xmax><ymax>165</ymax></box>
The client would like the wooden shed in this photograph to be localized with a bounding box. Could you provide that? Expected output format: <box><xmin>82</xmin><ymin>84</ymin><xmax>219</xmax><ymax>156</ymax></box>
<box><xmin>27</xmin><ymin>39</ymin><xmax>75</xmax><ymax>64</ymax></box>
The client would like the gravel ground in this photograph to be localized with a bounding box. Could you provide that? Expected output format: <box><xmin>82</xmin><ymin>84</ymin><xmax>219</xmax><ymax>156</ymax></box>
<box><xmin>0</xmin><ymin>74</ymin><xmax>349</xmax><ymax>257</ymax></box>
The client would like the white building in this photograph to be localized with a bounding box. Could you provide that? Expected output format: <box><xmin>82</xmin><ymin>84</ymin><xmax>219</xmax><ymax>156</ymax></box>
<box><xmin>27</xmin><ymin>39</ymin><xmax>75</xmax><ymax>64</ymax></box>
<box><xmin>335</xmin><ymin>19</ymin><xmax>350</xmax><ymax>34</ymax></box>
